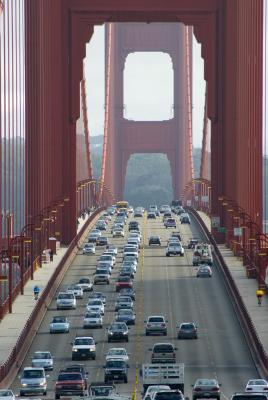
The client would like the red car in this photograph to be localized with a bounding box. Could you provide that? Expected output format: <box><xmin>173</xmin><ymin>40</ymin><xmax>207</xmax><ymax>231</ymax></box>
<box><xmin>116</xmin><ymin>276</ymin><xmax>133</xmax><ymax>292</ymax></box>
<box><xmin>55</xmin><ymin>372</ymin><xmax>87</xmax><ymax>399</ymax></box>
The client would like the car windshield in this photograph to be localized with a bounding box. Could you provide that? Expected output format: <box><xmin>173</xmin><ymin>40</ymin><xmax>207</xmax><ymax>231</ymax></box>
<box><xmin>96</xmin><ymin>270</ymin><xmax>108</xmax><ymax>275</ymax></box>
<box><xmin>91</xmin><ymin>387</ymin><xmax>114</xmax><ymax>396</ymax></box>
<box><xmin>110</xmin><ymin>324</ymin><xmax>126</xmax><ymax>330</ymax></box>
<box><xmin>74</xmin><ymin>338</ymin><xmax>94</xmax><ymax>345</ymax></box>
<box><xmin>79</xmin><ymin>279</ymin><xmax>90</xmax><ymax>284</ymax></box>
<box><xmin>0</xmin><ymin>391</ymin><xmax>13</xmax><ymax>397</ymax></box>
<box><xmin>118</xmin><ymin>277</ymin><xmax>130</xmax><ymax>282</ymax></box>
<box><xmin>33</xmin><ymin>352</ymin><xmax>51</xmax><ymax>359</ymax></box>
<box><xmin>106</xmin><ymin>360</ymin><xmax>125</xmax><ymax>368</ymax></box>
<box><xmin>100</xmin><ymin>256</ymin><xmax>111</xmax><ymax>260</ymax></box>
<box><xmin>58</xmin><ymin>293</ymin><xmax>73</xmax><ymax>299</ymax></box>
<box><xmin>149</xmin><ymin>317</ymin><xmax>164</xmax><ymax>322</ymax></box>
<box><xmin>153</xmin><ymin>345</ymin><xmax>174</xmax><ymax>353</ymax></box>
<box><xmin>196</xmin><ymin>379</ymin><xmax>217</xmax><ymax>386</ymax></box>
<box><xmin>53</xmin><ymin>317</ymin><xmax>66</xmax><ymax>323</ymax></box>
<box><xmin>124</xmin><ymin>247</ymin><xmax>136</xmax><ymax>252</ymax></box>
<box><xmin>154</xmin><ymin>393</ymin><xmax>183</xmax><ymax>400</ymax></box>
<box><xmin>181</xmin><ymin>324</ymin><xmax>194</xmax><ymax>330</ymax></box>
<box><xmin>248</xmin><ymin>380</ymin><xmax>267</xmax><ymax>385</ymax></box>
<box><xmin>118</xmin><ymin>297</ymin><xmax>131</xmax><ymax>302</ymax></box>
<box><xmin>58</xmin><ymin>373</ymin><xmax>81</xmax><ymax>381</ymax></box>
<box><xmin>22</xmin><ymin>370</ymin><xmax>44</xmax><ymax>379</ymax></box>
<box><xmin>88</xmin><ymin>300</ymin><xmax>102</xmax><ymax>305</ymax></box>
<box><xmin>118</xmin><ymin>310</ymin><xmax>132</xmax><ymax>315</ymax></box>
<box><xmin>108</xmin><ymin>349</ymin><xmax>126</xmax><ymax>356</ymax></box>
<box><xmin>85</xmin><ymin>313</ymin><xmax>100</xmax><ymax>318</ymax></box>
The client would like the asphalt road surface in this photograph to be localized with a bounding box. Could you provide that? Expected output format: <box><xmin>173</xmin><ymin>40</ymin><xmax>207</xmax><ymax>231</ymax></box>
<box><xmin>10</xmin><ymin>212</ymin><xmax>258</xmax><ymax>399</ymax></box>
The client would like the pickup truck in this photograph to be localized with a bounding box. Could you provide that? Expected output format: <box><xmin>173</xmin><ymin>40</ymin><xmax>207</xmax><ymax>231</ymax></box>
<box><xmin>192</xmin><ymin>243</ymin><xmax>213</xmax><ymax>266</ymax></box>
<box><xmin>55</xmin><ymin>371</ymin><xmax>87</xmax><ymax>399</ymax></box>
<box><xmin>142</xmin><ymin>363</ymin><xmax>184</xmax><ymax>393</ymax></box>
<box><xmin>89</xmin><ymin>382</ymin><xmax>116</xmax><ymax>396</ymax></box>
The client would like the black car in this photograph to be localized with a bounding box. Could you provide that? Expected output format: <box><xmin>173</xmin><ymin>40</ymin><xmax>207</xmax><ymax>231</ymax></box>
<box><xmin>187</xmin><ymin>238</ymin><xmax>199</xmax><ymax>249</ymax></box>
<box><xmin>149</xmin><ymin>235</ymin><xmax>161</xmax><ymax>246</ymax></box>
<box><xmin>104</xmin><ymin>359</ymin><xmax>129</xmax><ymax>383</ymax></box>
<box><xmin>107</xmin><ymin>322</ymin><xmax>129</xmax><ymax>342</ymax></box>
<box><xmin>128</xmin><ymin>221</ymin><xmax>139</xmax><ymax>231</ymax></box>
<box><xmin>96</xmin><ymin>236</ymin><xmax>109</xmax><ymax>246</ymax></box>
<box><xmin>147</xmin><ymin>212</ymin><xmax>156</xmax><ymax>219</ymax></box>
<box><xmin>119</xmin><ymin>287</ymin><xmax>136</xmax><ymax>300</ymax></box>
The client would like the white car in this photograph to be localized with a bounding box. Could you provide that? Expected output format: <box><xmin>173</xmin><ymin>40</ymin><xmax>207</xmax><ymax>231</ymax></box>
<box><xmin>143</xmin><ymin>385</ymin><xmax>171</xmax><ymax>400</ymax></box>
<box><xmin>90</xmin><ymin>229</ymin><xmax>102</xmax><ymax>237</ymax></box>
<box><xmin>129</xmin><ymin>232</ymin><xmax>141</xmax><ymax>243</ymax></box>
<box><xmin>31</xmin><ymin>351</ymin><xmax>53</xmax><ymax>370</ymax></box>
<box><xmin>71</xmin><ymin>336</ymin><xmax>96</xmax><ymax>360</ymax></box>
<box><xmin>83</xmin><ymin>243</ymin><xmax>96</xmax><ymax>255</ymax></box>
<box><xmin>106</xmin><ymin>245</ymin><xmax>118</xmax><ymax>255</ymax></box>
<box><xmin>123</xmin><ymin>246</ymin><xmax>138</xmax><ymax>260</ymax></box>
<box><xmin>113</xmin><ymin>229</ymin><xmax>125</xmax><ymax>238</ymax></box>
<box><xmin>104</xmin><ymin>250</ymin><xmax>117</xmax><ymax>263</ymax></box>
<box><xmin>245</xmin><ymin>379</ymin><xmax>268</xmax><ymax>392</ymax></box>
<box><xmin>83</xmin><ymin>312</ymin><xmax>103</xmax><ymax>329</ymax></box>
<box><xmin>0</xmin><ymin>390</ymin><xmax>15</xmax><ymax>400</ymax></box>
<box><xmin>77</xmin><ymin>277</ymin><xmax>93</xmax><ymax>292</ymax></box>
<box><xmin>106</xmin><ymin>348</ymin><xmax>129</xmax><ymax>363</ymax></box>
<box><xmin>66</xmin><ymin>285</ymin><xmax>84</xmax><ymax>299</ymax></box>
<box><xmin>56</xmin><ymin>292</ymin><xmax>76</xmax><ymax>310</ymax></box>
<box><xmin>99</xmin><ymin>254</ymin><xmax>115</xmax><ymax>267</ymax></box>
<box><xmin>87</xmin><ymin>299</ymin><xmax>105</xmax><ymax>315</ymax></box>
<box><xmin>50</xmin><ymin>316</ymin><xmax>70</xmax><ymax>333</ymax></box>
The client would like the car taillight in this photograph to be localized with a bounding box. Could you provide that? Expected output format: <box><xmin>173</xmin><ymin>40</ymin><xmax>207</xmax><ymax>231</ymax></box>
<box><xmin>173</xmin><ymin>353</ymin><xmax>176</xmax><ymax>358</ymax></box>
<box><xmin>264</xmin><ymin>388</ymin><xmax>268</xmax><ymax>391</ymax></box>
<box><xmin>194</xmin><ymin>388</ymin><xmax>202</xmax><ymax>392</ymax></box>
<box><xmin>161</xmin><ymin>323</ymin><xmax>165</xmax><ymax>327</ymax></box>
<box><xmin>246</xmin><ymin>388</ymin><xmax>252</xmax><ymax>391</ymax></box>
<box><xmin>212</xmin><ymin>387</ymin><xmax>219</xmax><ymax>391</ymax></box>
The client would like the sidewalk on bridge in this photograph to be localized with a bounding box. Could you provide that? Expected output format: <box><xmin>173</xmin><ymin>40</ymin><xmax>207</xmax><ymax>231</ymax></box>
<box><xmin>0</xmin><ymin>212</ymin><xmax>99</xmax><ymax>365</ymax></box>
<box><xmin>198</xmin><ymin>211</ymin><xmax>268</xmax><ymax>354</ymax></box>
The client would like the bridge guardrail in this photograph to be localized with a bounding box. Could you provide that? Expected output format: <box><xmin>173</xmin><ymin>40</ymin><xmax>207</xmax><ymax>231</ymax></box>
<box><xmin>187</xmin><ymin>207</ymin><xmax>268</xmax><ymax>378</ymax></box>
<box><xmin>0</xmin><ymin>207</ymin><xmax>105</xmax><ymax>386</ymax></box>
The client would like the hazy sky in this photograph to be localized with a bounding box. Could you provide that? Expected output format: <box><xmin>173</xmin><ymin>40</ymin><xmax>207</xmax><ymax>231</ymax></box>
<box><xmin>85</xmin><ymin>25</ymin><xmax>206</xmax><ymax>148</ymax></box>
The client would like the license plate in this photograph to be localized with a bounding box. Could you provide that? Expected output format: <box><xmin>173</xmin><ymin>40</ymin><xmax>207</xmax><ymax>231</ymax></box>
<box><xmin>114</xmin><ymin>375</ymin><xmax>119</xmax><ymax>378</ymax></box>
<box><xmin>204</xmin><ymin>393</ymin><xmax>211</xmax><ymax>397</ymax></box>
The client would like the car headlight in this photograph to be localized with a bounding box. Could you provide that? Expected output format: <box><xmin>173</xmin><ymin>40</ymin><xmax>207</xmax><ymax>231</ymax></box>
<box><xmin>22</xmin><ymin>383</ymin><xmax>28</xmax><ymax>387</ymax></box>
<box><xmin>123</xmin><ymin>331</ymin><xmax>127</xmax><ymax>335</ymax></box>
<box><xmin>108</xmin><ymin>332</ymin><xmax>113</xmax><ymax>335</ymax></box>
<box><xmin>39</xmin><ymin>382</ymin><xmax>45</xmax><ymax>386</ymax></box>
<box><xmin>73</xmin><ymin>348</ymin><xmax>78</xmax><ymax>352</ymax></box>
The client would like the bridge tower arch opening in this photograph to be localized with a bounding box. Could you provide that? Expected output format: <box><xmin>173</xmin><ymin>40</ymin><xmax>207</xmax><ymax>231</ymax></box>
<box><xmin>124</xmin><ymin>153</ymin><xmax>173</xmax><ymax>209</ymax></box>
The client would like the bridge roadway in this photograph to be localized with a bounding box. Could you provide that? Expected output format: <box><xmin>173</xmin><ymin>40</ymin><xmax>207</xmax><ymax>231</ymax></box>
<box><xmin>11</xmin><ymin>213</ymin><xmax>258</xmax><ymax>399</ymax></box>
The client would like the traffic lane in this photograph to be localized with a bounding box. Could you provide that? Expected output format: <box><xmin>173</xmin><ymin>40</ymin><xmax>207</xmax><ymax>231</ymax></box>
<box><xmin>10</xmin><ymin>220</ymin><xmax>138</xmax><ymax>396</ymax></box>
<box><xmin>142</xmin><ymin>217</ymin><xmax>257</xmax><ymax>398</ymax></box>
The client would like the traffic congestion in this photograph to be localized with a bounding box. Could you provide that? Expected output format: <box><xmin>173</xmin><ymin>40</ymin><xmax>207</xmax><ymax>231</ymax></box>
<box><xmin>3</xmin><ymin>202</ymin><xmax>264</xmax><ymax>400</ymax></box>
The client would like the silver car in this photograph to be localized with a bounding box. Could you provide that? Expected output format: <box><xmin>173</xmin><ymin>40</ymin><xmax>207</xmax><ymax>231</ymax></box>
<box><xmin>94</xmin><ymin>269</ymin><xmax>110</xmax><ymax>284</ymax></box>
<box><xmin>83</xmin><ymin>243</ymin><xmax>96</xmax><ymax>254</ymax></box>
<box><xmin>56</xmin><ymin>292</ymin><xmax>76</xmax><ymax>309</ymax></box>
<box><xmin>66</xmin><ymin>285</ymin><xmax>84</xmax><ymax>299</ymax></box>
<box><xmin>20</xmin><ymin>367</ymin><xmax>47</xmax><ymax>396</ymax></box>
<box><xmin>31</xmin><ymin>351</ymin><xmax>53</xmax><ymax>370</ymax></box>
<box><xmin>83</xmin><ymin>312</ymin><xmax>103</xmax><ymax>329</ymax></box>
<box><xmin>196</xmin><ymin>265</ymin><xmax>212</xmax><ymax>278</ymax></box>
<box><xmin>50</xmin><ymin>316</ymin><xmax>70</xmax><ymax>333</ymax></box>
<box><xmin>78</xmin><ymin>277</ymin><xmax>93</xmax><ymax>292</ymax></box>
<box><xmin>145</xmin><ymin>315</ymin><xmax>167</xmax><ymax>336</ymax></box>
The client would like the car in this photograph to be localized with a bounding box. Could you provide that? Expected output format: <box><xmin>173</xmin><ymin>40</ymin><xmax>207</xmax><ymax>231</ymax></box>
<box><xmin>97</xmin><ymin>263</ymin><xmax>112</xmax><ymax>275</ymax></box>
<box><xmin>89</xmin><ymin>291</ymin><xmax>106</xmax><ymax>305</ymax></box>
<box><xmin>94</xmin><ymin>269</ymin><xmax>110</xmax><ymax>284</ymax></box>
<box><xmin>83</xmin><ymin>243</ymin><xmax>96</xmax><ymax>254</ymax></box>
<box><xmin>152</xmin><ymin>390</ymin><xmax>184</xmax><ymax>400</ymax></box>
<box><xmin>83</xmin><ymin>312</ymin><xmax>103</xmax><ymax>328</ymax></box>
<box><xmin>89</xmin><ymin>382</ymin><xmax>116</xmax><ymax>397</ymax></box>
<box><xmin>96</xmin><ymin>236</ymin><xmax>109</xmax><ymax>246</ymax></box>
<box><xmin>78</xmin><ymin>277</ymin><xmax>93</xmax><ymax>292</ymax></box>
<box><xmin>129</xmin><ymin>229</ymin><xmax>142</xmax><ymax>239</ymax></box>
<box><xmin>119</xmin><ymin>287</ymin><xmax>136</xmax><ymax>300</ymax></box>
<box><xmin>107</xmin><ymin>322</ymin><xmax>129</xmax><ymax>342</ymax></box>
<box><xmin>91</xmin><ymin>229</ymin><xmax>102</xmax><ymax>237</ymax></box>
<box><xmin>192</xmin><ymin>378</ymin><xmax>221</xmax><ymax>400</ymax></box>
<box><xmin>143</xmin><ymin>386</ymin><xmax>171</xmax><ymax>400</ymax></box>
<box><xmin>0</xmin><ymin>390</ymin><xmax>15</xmax><ymax>400</ymax></box>
<box><xmin>88</xmin><ymin>234</ymin><xmax>99</xmax><ymax>243</ymax></box>
<box><xmin>115</xmin><ymin>296</ymin><xmax>134</xmax><ymax>311</ymax></box>
<box><xmin>71</xmin><ymin>336</ymin><xmax>97</xmax><ymax>360</ymax></box>
<box><xmin>111</xmin><ymin>223</ymin><xmax>124</xmax><ymax>234</ymax></box>
<box><xmin>96</xmin><ymin>222</ymin><xmax>107</xmax><ymax>231</ymax></box>
<box><xmin>245</xmin><ymin>380</ymin><xmax>268</xmax><ymax>392</ymax></box>
<box><xmin>164</xmin><ymin>218</ymin><xmax>176</xmax><ymax>228</ymax></box>
<box><xmin>31</xmin><ymin>351</ymin><xmax>53</xmax><ymax>370</ymax></box>
<box><xmin>116</xmin><ymin>309</ymin><xmax>136</xmax><ymax>325</ymax></box>
<box><xmin>145</xmin><ymin>315</ymin><xmax>167</xmax><ymax>336</ymax></box>
<box><xmin>180</xmin><ymin>213</ymin><xmax>190</xmax><ymax>224</ymax></box>
<box><xmin>160</xmin><ymin>205</ymin><xmax>171</xmax><ymax>214</ymax></box>
<box><xmin>231</xmin><ymin>394</ymin><xmax>268</xmax><ymax>400</ymax></box>
<box><xmin>171</xmin><ymin>231</ymin><xmax>182</xmax><ymax>241</ymax></box>
<box><xmin>87</xmin><ymin>299</ymin><xmax>105</xmax><ymax>315</ymax></box>
<box><xmin>134</xmin><ymin>210</ymin><xmax>143</xmax><ymax>217</ymax></box>
<box><xmin>129</xmin><ymin>221</ymin><xmax>140</xmax><ymax>231</ymax></box>
<box><xmin>127</xmin><ymin>237</ymin><xmax>140</xmax><ymax>248</ymax></box>
<box><xmin>116</xmin><ymin>276</ymin><xmax>133</xmax><ymax>291</ymax></box>
<box><xmin>66</xmin><ymin>284</ymin><xmax>84</xmax><ymax>299</ymax></box>
<box><xmin>147</xmin><ymin>212</ymin><xmax>156</xmax><ymax>219</ymax></box>
<box><xmin>106</xmin><ymin>348</ymin><xmax>129</xmax><ymax>363</ymax></box>
<box><xmin>98</xmin><ymin>254</ymin><xmax>115</xmax><ymax>267</ymax></box>
<box><xmin>196</xmin><ymin>265</ymin><xmax>212</xmax><ymax>277</ymax></box>
<box><xmin>106</xmin><ymin>244</ymin><xmax>118</xmax><ymax>255</ymax></box>
<box><xmin>162</xmin><ymin>212</ymin><xmax>172</xmax><ymax>221</ymax></box>
<box><xmin>174</xmin><ymin>206</ymin><xmax>185</xmax><ymax>215</ymax></box>
<box><xmin>177</xmin><ymin>322</ymin><xmax>198</xmax><ymax>339</ymax></box>
<box><xmin>113</xmin><ymin>229</ymin><xmax>125</xmax><ymax>237</ymax></box>
<box><xmin>50</xmin><ymin>316</ymin><xmax>70</xmax><ymax>333</ymax></box>
<box><xmin>150</xmin><ymin>343</ymin><xmax>177</xmax><ymax>364</ymax></box>
<box><xmin>122</xmin><ymin>261</ymin><xmax>137</xmax><ymax>273</ymax></box>
<box><xmin>120</xmin><ymin>266</ymin><xmax>135</xmax><ymax>279</ymax></box>
<box><xmin>62</xmin><ymin>364</ymin><xmax>89</xmax><ymax>389</ymax></box>
<box><xmin>166</xmin><ymin>243</ymin><xmax>184</xmax><ymax>257</ymax></box>
<box><xmin>187</xmin><ymin>238</ymin><xmax>199</xmax><ymax>249</ymax></box>
<box><xmin>19</xmin><ymin>367</ymin><xmax>48</xmax><ymax>396</ymax></box>
<box><xmin>56</xmin><ymin>292</ymin><xmax>76</xmax><ymax>310</ymax></box>
<box><xmin>149</xmin><ymin>236</ymin><xmax>161</xmax><ymax>246</ymax></box>
<box><xmin>104</xmin><ymin>358</ymin><xmax>129</xmax><ymax>383</ymax></box>
<box><xmin>123</xmin><ymin>254</ymin><xmax>138</xmax><ymax>266</ymax></box>
<box><xmin>55</xmin><ymin>371</ymin><xmax>87</xmax><ymax>399</ymax></box>
<box><xmin>123</xmin><ymin>246</ymin><xmax>138</xmax><ymax>259</ymax></box>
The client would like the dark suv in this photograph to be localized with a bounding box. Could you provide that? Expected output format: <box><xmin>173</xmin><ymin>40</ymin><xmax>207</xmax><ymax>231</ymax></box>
<box><xmin>149</xmin><ymin>236</ymin><xmax>161</xmax><ymax>246</ymax></box>
<box><xmin>104</xmin><ymin>358</ymin><xmax>129</xmax><ymax>383</ymax></box>
<box><xmin>107</xmin><ymin>322</ymin><xmax>129</xmax><ymax>342</ymax></box>
<box><xmin>129</xmin><ymin>221</ymin><xmax>139</xmax><ymax>231</ymax></box>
